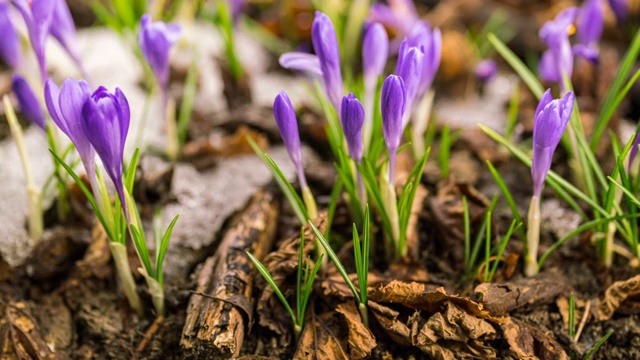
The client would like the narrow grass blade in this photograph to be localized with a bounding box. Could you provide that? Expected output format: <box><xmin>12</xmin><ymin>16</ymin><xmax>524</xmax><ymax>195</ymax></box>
<box><xmin>246</xmin><ymin>251</ymin><xmax>297</xmax><ymax>324</ymax></box>
<box><xmin>488</xmin><ymin>33</ymin><xmax>544</xmax><ymax>99</ymax></box>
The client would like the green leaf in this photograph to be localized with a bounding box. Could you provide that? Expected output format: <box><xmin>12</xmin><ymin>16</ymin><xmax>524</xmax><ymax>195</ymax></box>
<box><xmin>308</xmin><ymin>220</ymin><xmax>361</xmax><ymax>304</ymax></box>
<box><xmin>247</xmin><ymin>137</ymin><xmax>308</xmax><ymax>223</ymax></box>
<box><xmin>487</xmin><ymin>220</ymin><xmax>520</xmax><ymax>282</ymax></box>
<box><xmin>486</xmin><ymin>160</ymin><xmax>526</xmax><ymax>241</ymax></box>
<box><xmin>125</xmin><ymin>148</ymin><xmax>141</xmax><ymax>193</ymax></box>
<box><xmin>398</xmin><ymin>149</ymin><xmax>430</xmax><ymax>254</ymax></box>
<box><xmin>155</xmin><ymin>214</ymin><xmax>180</xmax><ymax>285</ymax></box>
<box><xmin>582</xmin><ymin>329</ymin><xmax>614</xmax><ymax>360</ymax></box>
<box><xmin>129</xmin><ymin>224</ymin><xmax>154</xmax><ymax>278</ymax></box>
<box><xmin>178</xmin><ymin>55</ymin><xmax>199</xmax><ymax>146</ymax></box>
<box><xmin>246</xmin><ymin>251</ymin><xmax>297</xmax><ymax>325</ymax></box>
<box><xmin>488</xmin><ymin>33</ymin><xmax>544</xmax><ymax>99</ymax></box>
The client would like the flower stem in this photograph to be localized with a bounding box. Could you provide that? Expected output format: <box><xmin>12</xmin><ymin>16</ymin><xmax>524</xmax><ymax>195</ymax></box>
<box><xmin>110</xmin><ymin>242</ymin><xmax>144</xmax><ymax>318</ymax></box>
<box><xmin>3</xmin><ymin>96</ymin><xmax>43</xmax><ymax>239</ymax></box>
<box><xmin>525</xmin><ymin>195</ymin><xmax>541</xmax><ymax>277</ymax></box>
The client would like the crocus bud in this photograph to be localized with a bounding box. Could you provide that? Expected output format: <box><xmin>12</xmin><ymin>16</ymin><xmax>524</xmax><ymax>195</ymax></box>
<box><xmin>577</xmin><ymin>0</ymin><xmax>603</xmax><ymax>48</ymax></box>
<box><xmin>407</xmin><ymin>21</ymin><xmax>441</xmax><ymax>98</ymax></box>
<box><xmin>396</xmin><ymin>39</ymin><xmax>424</xmax><ymax>128</ymax></box>
<box><xmin>312</xmin><ymin>12</ymin><xmax>343</xmax><ymax>111</ymax></box>
<box><xmin>538</xmin><ymin>7</ymin><xmax>578</xmax><ymax>85</ymax></box>
<box><xmin>0</xmin><ymin>2</ymin><xmax>22</xmax><ymax>68</ymax></box>
<box><xmin>45</xmin><ymin>78</ymin><xmax>94</xmax><ymax>165</ymax></box>
<box><xmin>341</xmin><ymin>93</ymin><xmax>365</xmax><ymax>162</ymax></box>
<box><xmin>475</xmin><ymin>59</ymin><xmax>498</xmax><ymax>83</ymax></box>
<box><xmin>273</xmin><ymin>91</ymin><xmax>307</xmax><ymax>188</ymax></box>
<box><xmin>362</xmin><ymin>23</ymin><xmax>388</xmax><ymax>95</ymax></box>
<box><xmin>608</xmin><ymin>0</ymin><xmax>628</xmax><ymax>22</ymax></box>
<box><xmin>381</xmin><ymin>75</ymin><xmax>407</xmax><ymax>181</ymax></box>
<box><xmin>13</xmin><ymin>0</ymin><xmax>56</xmax><ymax>82</ymax></box>
<box><xmin>81</xmin><ymin>86</ymin><xmax>131</xmax><ymax>206</ymax></box>
<box><xmin>139</xmin><ymin>14</ymin><xmax>182</xmax><ymax>91</ymax></box>
<box><xmin>12</xmin><ymin>75</ymin><xmax>45</xmax><ymax>130</ymax></box>
<box><xmin>531</xmin><ymin>89</ymin><xmax>574</xmax><ymax>197</ymax></box>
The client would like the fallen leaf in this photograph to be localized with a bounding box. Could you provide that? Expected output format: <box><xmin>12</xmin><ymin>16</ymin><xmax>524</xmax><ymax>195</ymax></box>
<box><xmin>501</xmin><ymin>317</ymin><xmax>570</xmax><ymax>360</ymax></box>
<box><xmin>368</xmin><ymin>301</ymin><xmax>411</xmax><ymax>346</ymax></box>
<box><xmin>335</xmin><ymin>302</ymin><xmax>376</xmax><ymax>359</ymax></box>
<box><xmin>596</xmin><ymin>275</ymin><xmax>640</xmax><ymax>321</ymax></box>
<box><xmin>293</xmin><ymin>310</ymin><xmax>349</xmax><ymax>360</ymax></box>
<box><xmin>474</xmin><ymin>272</ymin><xmax>569</xmax><ymax>315</ymax></box>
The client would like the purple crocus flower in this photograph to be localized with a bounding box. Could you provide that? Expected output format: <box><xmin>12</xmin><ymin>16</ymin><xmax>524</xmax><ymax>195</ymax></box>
<box><xmin>608</xmin><ymin>0</ymin><xmax>628</xmax><ymax>22</ymax></box>
<box><xmin>44</xmin><ymin>78</ymin><xmax>94</xmax><ymax>166</ymax></box>
<box><xmin>406</xmin><ymin>21</ymin><xmax>441</xmax><ymax>99</ymax></box>
<box><xmin>369</xmin><ymin>0</ymin><xmax>419</xmax><ymax>48</ymax></box>
<box><xmin>538</xmin><ymin>7</ymin><xmax>578</xmax><ymax>86</ymax></box>
<box><xmin>50</xmin><ymin>0</ymin><xmax>89</xmax><ymax>78</ymax></box>
<box><xmin>312</xmin><ymin>12</ymin><xmax>343</xmax><ymax>111</ymax></box>
<box><xmin>395</xmin><ymin>39</ymin><xmax>424</xmax><ymax>128</ymax></box>
<box><xmin>13</xmin><ymin>0</ymin><xmax>56</xmax><ymax>82</ymax></box>
<box><xmin>273</xmin><ymin>91</ymin><xmax>307</xmax><ymax>189</ymax></box>
<box><xmin>12</xmin><ymin>75</ymin><xmax>45</xmax><ymax>130</ymax></box>
<box><xmin>0</xmin><ymin>1</ymin><xmax>21</xmax><ymax>68</ymax></box>
<box><xmin>381</xmin><ymin>75</ymin><xmax>407</xmax><ymax>181</ymax></box>
<box><xmin>81</xmin><ymin>86</ymin><xmax>130</xmax><ymax>207</ymax></box>
<box><xmin>340</xmin><ymin>93</ymin><xmax>365</xmax><ymax>162</ymax></box>
<box><xmin>531</xmin><ymin>89</ymin><xmax>574</xmax><ymax>197</ymax></box>
<box><xmin>577</xmin><ymin>0</ymin><xmax>604</xmax><ymax>48</ymax></box>
<box><xmin>279</xmin><ymin>12</ymin><xmax>343</xmax><ymax>111</ymax></box>
<box><xmin>363</xmin><ymin>23</ymin><xmax>389</xmax><ymax>96</ymax></box>
<box><xmin>139</xmin><ymin>14</ymin><xmax>182</xmax><ymax>92</ymax></box>
<box><xmin>475</xmin><ymin>59</ymin><xmax>498</xmax><ymax>83</ymax></box>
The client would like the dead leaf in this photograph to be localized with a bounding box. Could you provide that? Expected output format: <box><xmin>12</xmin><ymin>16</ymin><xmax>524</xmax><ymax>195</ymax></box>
<box><xmin>409</xmin><ymin>301</ymin><xmax>497</xmax><ymax>359</ymax></box>
<box><xmin>474</xmin><ymin>272</ymin><xmax>569</xmax><ymax>315</ymax></box>
<box><xmin>501</xmin><ymin>317</ymin><xmax>570</xmax><ymax>360</ymax></box>
<box><xmin>368</xmin><ymin>301</ymin><xmax>411</xmax><ymax>346</ymax></box>
<box><xmin>335</xmin><ymin>302</ymin><xmax>376</xmax><ymax>359</ymax></box>
<box><xmin>293</xmin><ymin>310</ymin><xmax>349</xmax><ymax>360</ymax></box>
<box><xmin>4</xmin><ymin>301</ymin><xmax>61</xmax><ymax>360</ymax></box>
<box><xmin>257</xmin><ymin>213</ymin><xmax>327</xmax><ymax>336</ymax></box>
<box><xmin>596</xmin><ymin>274</ymin><xmax>640</xmax><ymax>321</ymax></box>
<box><xmin>369</xmin><ymin>281</ymin><xmax>501</xmax><ymax>323</ymax></box>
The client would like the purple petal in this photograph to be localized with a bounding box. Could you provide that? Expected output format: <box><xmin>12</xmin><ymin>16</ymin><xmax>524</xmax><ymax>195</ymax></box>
<box><xmin>573</xmin><ymin>44</ymin><xmax>599</xmax><ymax>64</ymax></box>
<box><xmin>362</xmin><ymin>23</ymin><xmax>389</xmax><ymax>95</ymax></box>
<box><xmin>608</xmin><ymin>0</ymin><xmax>628</xmax><ymax>22</ymax></box>
<box><xmin>50</xmin><ymin>0</ymin><xmax>83</xmax><ymax>68</ymax></box>
<box><xmin>395</xmin><ymin>40</ymin><xmax>424</xmax><ymax>127</ymax></box>
<box><xmin>577</xmin><ymin>0</ymin><xmax>604</xmax><ymax>47</ymax></box>
<box><xmin>340</xmin><ymin>93</ymin><xmax>365</xmax><ymax>161</ymax></box>
<box><xmin>539</xmin><ymin>50</ymin><xmax>561</xmax><ymax>83</ymax></box>
<box><xmin>628</xmin><ymin>132</ymin><xmax>640</xmax><ymax>171</ymax></box>
<box><xmin>279</xmin><ymin>52</ymin><xmax>323</xmax><ymax>77</ymax></box>
<box><xmin>312</xmin><ymin>11</ymin><xmax>343</xmax><ymax>111</ymax></box>
<box><xmin>381</xmin><ymin>75</ymin><xmax>406</xmax><ymax>152</ymax></box>
<box><xmin>0</xmin><ymin>1</ymin><xmax>21</xmax><ymax>68</ymax></box>
<box><xmin>475</xmin><ymin>59</ymin><xmax>497</xmax><ymax>83</ymax></box>
<box><xmin>539</xmin><ymin>7</ymin><xmax>578</xmax><ymax>48</ymax></box>
<box><xmin>139</xmin><ymin>14</ymin><xmax>182</xmax><ymax>90</ymax></box>
<box><xmin>273</xmin><ymin>91</ymin><xmax>306</xmax><ymax>188</ymax></box>
<box><xmin>12</xmin><ymin>75</ymin><xmax>45</xmax><ymax>130</ymax></box>
<box><xmin>14</xmin><ymin>0</ymin><xmax>56</xmax><ymax>81</ymax></box>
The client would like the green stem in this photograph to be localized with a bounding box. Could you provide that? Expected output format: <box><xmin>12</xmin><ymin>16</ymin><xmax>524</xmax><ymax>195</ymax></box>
<box><xmin>110</xmin><ymin>242</ymin><xmax>144</xmax><ymax>317</ymax></box>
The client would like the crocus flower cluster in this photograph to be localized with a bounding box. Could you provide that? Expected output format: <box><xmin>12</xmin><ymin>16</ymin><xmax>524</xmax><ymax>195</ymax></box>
<box><xmin>539</xmin><ymin>3</ymin><xmax>602</xmax><ymax>89</ymax></box>
<box><xmin>279</xmin><ymin>12</ymin><xmax>344</xmax><ymax>111</ymax></box>
<box><xmin>0</xmin><ymin>1</ymin><xmax>21</xmax><ymax>68</ymax></box>
<box><xmin>13</xmin><ymin>0</ymin><xmax>87</xmax><ymax>82</ymax></box>
<box><xmin>12</xmin><ymin>75</ymin><xmax>45</xmax><ymax>130</ymax></box>
<box><xmin>139</xmin><ymin>14</ymin><xmax>182</xmax><ymax>94</ymax></box>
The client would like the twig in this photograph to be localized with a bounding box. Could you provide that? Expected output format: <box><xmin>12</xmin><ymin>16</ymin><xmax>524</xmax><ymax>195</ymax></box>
<box><xmin>131</xmin><ymin>316</ymin><xmax>165</xmax><ymax>360</ymax></box>
<box><xmin>574</xmin><ymin>300</ymin><xmax>591</xmax><ymax>343</ymax></box>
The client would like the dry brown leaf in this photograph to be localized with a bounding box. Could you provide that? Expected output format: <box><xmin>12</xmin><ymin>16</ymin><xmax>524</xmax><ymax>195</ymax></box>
<box><xmin>368</xmin><ymin>301</ymin><xmax>412</xmax><ymax>346</ymax></box>
<box><xmin>408</xmin><ymin>301</ymin><xmax>497</xmax><ymax>359</ymax></box>
<box><xmin>257</xmin><ymin>213</ymin><xmax>327</xmax><ymax>336</ymax></box>
<box><xmin>474</xmin><ymin>272</ymin><xmax>569</xmax><ymax>315</ymax></box>
<box><xmin>335</xmin><ymin>302</ymin><xmax>376</xmax><ymax>359</ymax></box>
<box><xmin>3</xmin><ymin>301</ymin><xmax>61</xmax><ymax>360</ymax></box>
<box><xmin>181</xmin><ymin>126</ymin><xmax>268</xmax><ymax>169</ymax></box>
<box><xmin>501</xmin><ymin>317</ymin><xmax>569</xmax><ymax>360</ymax></box>
<box><xmin>369</xmin><ymin>281</ymin><xmax>501</xmax><ymax>323</ymax></box>
<box><xmin>596</xmin><ymin>275</ymin><xmax>640</xmax><ymax>320</ymax></box>
<box><xmin>293</xmin><ymin>310</ymin><xmax>349</xmax><ymax>360</ymax></box>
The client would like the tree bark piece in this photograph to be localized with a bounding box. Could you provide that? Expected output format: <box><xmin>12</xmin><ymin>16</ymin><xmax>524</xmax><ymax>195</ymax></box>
<box><xmin>181</xmin><ymin>190</ymin><xmax>279</xmax><ymax>358</ymax></box>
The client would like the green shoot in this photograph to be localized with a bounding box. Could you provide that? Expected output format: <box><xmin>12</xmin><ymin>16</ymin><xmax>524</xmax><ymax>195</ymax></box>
<box><xmin>177</xmin><ymin>54</ymin><xmax>199</xmax><ymax>147</ymax></box>
<box><xmin>247</xmin><ymin>230</ymin><xmax>323</xmax><ymax>342</ymax></box>
<box><xmin>463</xmin><ymin>196</ymin><xmax>471</xmax><ymax>267</ymax></box>
<box><xmin>487</xmin><ymin>33</ymin><xmax>544</xmax><ymax>99</ymax></box>
<box><xmin>486</xmin><ymin>160</ymin><xmax>526</xmax><ymax>241</ymax></box>
<box><xmin>215</xmin><ymin>0</ymin><xmax>243</xmax><ymax>81</ymax></box>
<box><xmin>486</xmin><ymin>220</ymin><xmax>520</xmax><ymax>282</ymax></box>
<box><xmin>568</xmin><ymin>293</ymin><xmax>576</xmax><ymax>338</ymax></box>
<box><xmin>439</xmin><ymin>125</ymin><xmax>451</xmax><ymax>179</ymax></box>
<box><xmin>582</xmin><ymin>329</ymin><xmax>614</xmax><ymax>360</ymax></box>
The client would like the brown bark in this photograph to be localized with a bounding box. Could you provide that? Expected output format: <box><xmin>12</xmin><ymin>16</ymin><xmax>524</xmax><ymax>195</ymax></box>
<box><xmin>180</xmin><ymin>190</ymin><xmax>279</xmax><ymax>358</ymax></box>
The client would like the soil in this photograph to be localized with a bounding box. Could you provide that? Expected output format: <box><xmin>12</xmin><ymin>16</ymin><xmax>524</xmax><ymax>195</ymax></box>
<box><xmin>1</xmin><ymin>0</ymin><xmax>640</xmax><ymax>359</ymax></box>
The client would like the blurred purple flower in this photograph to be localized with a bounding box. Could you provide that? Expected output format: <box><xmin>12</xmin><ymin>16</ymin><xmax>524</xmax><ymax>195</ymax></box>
<box><xmin>406</xmin><ymin>21</ymin><xmax>441</xmax><ymax>98</ymax></box>
<box><xmin>395</xmin><ymin>39</ymin><xmax>424</xmax><ymax>128</ymax></box>
<box><xmin>369</xmin><ymin>0</ymin><xmax>419</xmax><ymax>43</ymax></box>
<box><xmin>312</xmin><ymin>11</ymin><xmax>343</xmax><ymax>111</ymax></box>
<box><xmin>81</xmin><ymin>86</ymin><xmax>130</xmax><ymax>207</ymax></box>
<box><xmin>139</xmin><ymin>14</ymin><xmax>182</xmax><ymax>92</ymax></box>
<box><xmin>577</xmin><ymin>0</ymin><xmax>603</xmax><ymax>48</ymax></box>
<box><xmin>279</xmin><ymin>12</ymin><xmax>343</xmax><ymax>111</ymax></box>
<box><xmin>12</xmin><ymin>75</ymin><xmax>45</xmax><ymax>130</ymax></box>
<box><xmin>50</xmin><ymin>0</ymin><xmax>87</xmax><ymax>75</ymax></box>
<box><xmin>608</xmin><ymin>0</ymin><xmax>628</xmax><ymax>22</ymax></box>
<box><xmin>13</xmin><ymin>0</ymin><xmax>56</xmax><ymax>81</ymax></box>
<box><xmin>229</xmin><ymin>0</ymin><xmax>244</xmax><ymax>22</ymax></box>
<box><xmin>0</xmin><ymin>1</ymin><xmax>21</xmax><ymax>68</ymax></box>
<box><xmin>381</xmin><ymin>75</ymin><xmax>406</xmax><ymax>181</ymax></box>
<box><xmin>44</xmin><ymin>78</ymin><xmax>94</xmax><ymax>174</ymax></box>
<box><xmin>538</xmin><ymin>7</ymin><xmax>578</xmax><ymax>86</ymax></box>
<box><xmin>273</xmin><ymin>91</ymin><xmax>307</xmax><ymax>189</ymax></box>
<box><xmin>362</xmin><ymin>23</ymin><xmax>388</xmax><ymax>99</ymax></box>
<box><xmin>475</xmin><ymin>59</ymin><xmax>498</xmax><ymax>83</ymax></box>
<box><xmin>531</xmin><ymin>89</ymin><xmax>574</xmax><ymax>197</ymax></box>
<box><xmin>340</xmin><ymin>93</ymin><xmax>365</xmax><ymax>162</ymax></box>
<box><xmin>628</xmin><ymin>132</ymin><xmax>640</xmax><ymax>171</ymax></box>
